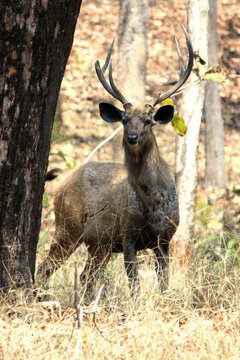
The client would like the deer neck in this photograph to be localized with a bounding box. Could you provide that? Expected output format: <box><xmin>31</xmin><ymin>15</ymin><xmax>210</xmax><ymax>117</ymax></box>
<box><xmin>124</xmin><ymin>135</ymin><xmax>173</xmax><ymax>207</ymax></box>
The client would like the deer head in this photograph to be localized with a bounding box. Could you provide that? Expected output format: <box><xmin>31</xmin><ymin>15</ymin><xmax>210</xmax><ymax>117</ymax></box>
<box><xmin>95</xmin><ymin>25</ymin><xmax>193</xmax><ymax>148</ymax></box>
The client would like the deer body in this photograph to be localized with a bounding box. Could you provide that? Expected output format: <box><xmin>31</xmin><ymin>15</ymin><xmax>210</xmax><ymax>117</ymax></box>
<box><xmin>37</xmin><ymin>106</ymin><xmax>178</xmax><ymax>292</ymax></box>
<box><xmin>54</xmin><ymin>157</ymin><xmax>178</xmax><ymax>257</ymax></box>
<box><xmin>36</xmin><ymin>27</ymin><xmax>193</xmax><ymax>294</ymax></box>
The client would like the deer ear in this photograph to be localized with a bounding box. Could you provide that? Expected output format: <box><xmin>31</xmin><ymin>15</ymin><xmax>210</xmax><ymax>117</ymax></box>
<box><xmin>99</xmin><ymin>102</ymin><xmax>124</xmax><ymax>123</ymax></box>
<box><xmin>154</xmin><ymin>105</ymin><xmax>174</xmax><ymax>124</ymax></box>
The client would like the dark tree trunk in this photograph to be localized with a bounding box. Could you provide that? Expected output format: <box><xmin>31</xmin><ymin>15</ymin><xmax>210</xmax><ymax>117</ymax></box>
<box><xmin>0</xmin><ymin>0</ymin><xmax>82</xmax><ymax>302</ymax></box>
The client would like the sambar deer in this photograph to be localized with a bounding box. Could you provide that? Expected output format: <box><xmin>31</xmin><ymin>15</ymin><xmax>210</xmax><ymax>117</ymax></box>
<box><xmin>37</xmin><ymin>26</ymin><xmax>193</xmax><ymax>295</ymax></box>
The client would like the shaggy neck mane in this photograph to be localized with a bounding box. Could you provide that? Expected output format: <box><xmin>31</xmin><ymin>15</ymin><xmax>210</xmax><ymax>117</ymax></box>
<box><xmin>123</xmin><ymin>132</ymin><xmax>173</xmax><ymax>207</ymax></box>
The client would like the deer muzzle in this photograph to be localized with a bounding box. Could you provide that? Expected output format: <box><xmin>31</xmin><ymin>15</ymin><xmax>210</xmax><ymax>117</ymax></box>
<box><xmin>127</xmin><ymin>133</ymin><xmax>138</xmax><ymax>145</ymax></box>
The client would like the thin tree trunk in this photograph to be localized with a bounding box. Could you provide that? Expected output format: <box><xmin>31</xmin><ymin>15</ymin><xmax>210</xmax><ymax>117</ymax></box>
<box><xmin>170</xmin><ymin>0</ymin><xmax>209</xmax><ymax>285</ymax></box>
<box><xmin>117</xmin><ymin>0</ymin><xmax>148</xmax><ymax>105</ymax></box>
<box><xmin>112</xmin><ymin>0</ymin><xmax>149</xmax><ymax>161</ymax></box>
<box><xmin>0</xmin><ymin>0</ymin><xmax>82</xmax><ymax>303</ymax></box>
<box><xmin>204</xmin><ymin>0</ymin><xmax>225</xmax><ymax>188</ymax></box>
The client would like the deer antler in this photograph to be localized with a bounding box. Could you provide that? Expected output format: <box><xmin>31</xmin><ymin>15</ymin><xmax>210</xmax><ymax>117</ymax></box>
<box><xmin>151</xmin><ymin>25</ymin><xmax>194</xmax><ymax>108</ymax></box>
<box><xmin>96</xmin><ymin>26</ymin><xmax>193</xmax><ymax>111</ymax></box>
<box><xmin>95</xmin><ymin>39</ymin><xmax>132</xmax><ymax>110</ymax></box>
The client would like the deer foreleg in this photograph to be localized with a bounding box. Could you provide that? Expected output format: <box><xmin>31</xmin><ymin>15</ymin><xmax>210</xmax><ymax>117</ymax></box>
<box><xmin>154</xmin><ymin>238</ymin><xmax>169</xmax><ymax>291</ymax></box>
<box><xmin>123</xmin><ymin>238</ymin><xmax>139</xmax><ymax>297</ymax></box>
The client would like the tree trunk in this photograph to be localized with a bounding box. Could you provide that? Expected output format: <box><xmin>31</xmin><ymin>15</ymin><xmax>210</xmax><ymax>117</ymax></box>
<box><xmin>112</xmin><ymin>0</ymin><xmax>149</xmax><ymax>161</ymax></box>
<box><xmin>204</xmin><ymin>0</ymin><xmax>225</xmax><ymax>188</ymax></box>
<box><xmin>117</xmin><ymin>0</ymin><xmax>148</xmax><ymax>105</ymax></box>
<box><xmin>170</xmin><ymin>0</ymin><xmax>209</xmax><ymax>285</ymax></box>
<box><xmin>0</xmin><ymin>0</ymin><xmax>82</xmax><ymax>303</ymax></box>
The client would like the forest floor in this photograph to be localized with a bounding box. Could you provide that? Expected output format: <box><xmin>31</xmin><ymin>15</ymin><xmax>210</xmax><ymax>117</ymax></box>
<box><xmin>1</xmin><ymin>0</ymin><xmax>240</xmax><ymax>359</ymax></box>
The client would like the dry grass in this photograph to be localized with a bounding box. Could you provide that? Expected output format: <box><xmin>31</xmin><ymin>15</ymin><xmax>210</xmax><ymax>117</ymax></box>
<box><xmin>1</xmin><ymin>241</ymin><xmax>240</xmax><ymax>360</ymax></box>
<box><xmin>2</xmin><ymin>306</ymin><xmax>239</xmax><ymax>360</ymax></box>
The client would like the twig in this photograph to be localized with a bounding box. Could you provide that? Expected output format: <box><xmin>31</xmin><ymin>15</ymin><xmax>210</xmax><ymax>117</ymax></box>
<box><xmin>83</xmin><ymin>124</ymin><xmax>123</xmax><ymax>164</ymax></box>
<box><xmin>42</xmin><ymin>125</ymin><xmax>123</xmax><ymax>223</ymax></box>
<box><xmin>74</xmin><ymin>307</ymin><xmax>83</xmax><ymax>359</ymax></box>
<box><xmin>92</xmin><ymin>312</ymin><xmax>113</xmax><ymax>343</ymax></box>
<box><xmin>83</xmin><ymin>284</ymin><xmax>104</xmax><ymax>314</ymax></box>
<box><xmin>173</xmin><ymin>78</ymin><xmax>202</xmax><ymax>96</ymax></box>
<box><xmin>41</xmin><ymin>206</ymin><xmax>54</xmax><ymax>223</ymax></box>
<box><xmin>73</xmin><ymin>262</ymin><xmax>83</xmax><ymax>359</ymax></box>
<box><xmin>72</xmin><ymin>264</ymin><xmax>107</xmax><ymax>357</ymax></box>
<box><xmin>74</xmin><ymin>262</ymin><xmax>81</xmax><ymax>329</ymax></box>
<box><xmin>84</xmin><ymin>284</ymin><xmax>113</xmax><ymax>343</ymax></box>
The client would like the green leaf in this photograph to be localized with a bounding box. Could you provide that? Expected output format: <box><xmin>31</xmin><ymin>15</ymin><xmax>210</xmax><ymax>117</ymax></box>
<box><xmin>232</xmin><ymin>185</ymin><xmax>240</xmax><ymax>195</ymax></box>
<box><xmin>64</xmin><ymin>156</ymin><xmax>75</xmax><ymax>170</ymax></box>
<box><xmin>42</xmin><ymin>195</ymin><xmax>49</xmax><ymax>208</ymax></box>
<box><xmin>196</xmin><ymin>197</ymin><xmax>212</xmax><ymax>225</ymax></box>
<box><xmin>162</xmin><ymin>98</ymin><xmax>174</xmax><ymax>106</ymax></box>
<box><xmin>194</xmin><ymin>234</ymin><xmax>217</xmax><ymax>249</ymax></box>
<box><xmin>52</xmin><ymin>151</ymin><xmax>75</xmax><ymax>169</ymax></box>
<box><xmin>204</xmin><ymin>64</ymin><xmax>227</xmax><ymax>84</ymax></box>
<box><xmin>171</xmin><ymin>114</ymin><xmax>187</xmax><ymax>136</ymax></box>
<box><xmin>193</xmin><ymin>53</ymin><xmax>207</xmax><ymax>79</ymax></box>
<box><xmin>193</xmin><ymin>54</ymin><xmax>227</xmax><ymax>83</ymax></box>
<box><xmin>55</xmin><ymin>150</ymin><xmax>66</xmax><ymax>160</ymax></box>
<box><xmin>207</xmin><ymin>220</ymin><xmax>222</xmax><ymax>231</ymax></box>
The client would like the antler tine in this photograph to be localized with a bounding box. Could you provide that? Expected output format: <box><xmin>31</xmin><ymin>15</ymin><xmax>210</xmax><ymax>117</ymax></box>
<box><xmin>109</xmin><ymin>60</ymin><xmax>129</xmax><ymax>105</ymax></box>
<box><xmin>95</xmin><ymin>39</ymin><xmax>131</xmax><ymax>108</ymax></box>
<box><xmin>95</xmin><ymin>60</ymin><xmax>117</xmax><ymax>99</ymax></box>
<box><xmin>152</xmin><ymin>25</ymin><xmax>194</xmax><ymax>108</ymax></box>
<box><xmin>175</xmin><ymin>37</ymin><xmax>186</xmax><ymax>77</ymax></box>
<box><xmin>102</xmin><ymin>38</ymin><xmax>115</xmax><ymax>73</ymax></box>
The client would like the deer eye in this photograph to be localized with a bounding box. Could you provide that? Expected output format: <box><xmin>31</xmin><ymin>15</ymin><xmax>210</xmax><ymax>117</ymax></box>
<box><xmin>122</xmin><ymin>116</ymin><xmax>129</xmax><ymax>125</ymax></box>
<box><xmin>145</xmin><ymin>118</ymin><xmax>151</xmax><ymax>126</ymax></box>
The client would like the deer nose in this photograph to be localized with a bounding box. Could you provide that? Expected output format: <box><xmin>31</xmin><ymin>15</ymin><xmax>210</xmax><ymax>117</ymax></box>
<box><xmin>127</xmin><ymin>133</ymin><xmax>138</xmax><ymax>144</ymax></box>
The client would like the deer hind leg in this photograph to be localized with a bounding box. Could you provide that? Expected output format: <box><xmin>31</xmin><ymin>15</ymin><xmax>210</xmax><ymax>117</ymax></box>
<box><xmin>123</xmin><ymin>237</ymin><xmax>140</xmax><ymax>298</ymax></box>
<box><xmin>80</xmin><ymin>248</ymin><xmax>111</xmax><ymax>302</ymax></box>
<box><xmin>153</xmin><ymin>237</ymin><xmax>169</xmax><ymax>291</ymax></box>
<box><xmin>36</xmin><ymin>224</ymin><xmax>83</xmax><ymax>287</ymax></box>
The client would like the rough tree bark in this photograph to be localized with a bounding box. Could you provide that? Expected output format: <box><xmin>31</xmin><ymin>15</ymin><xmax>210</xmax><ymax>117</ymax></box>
<box><xmin>0</xmin><ymin>0</ymin><xmax>82</xmax><ymax>303</ymax></box>
<box><xmin>170</xmin><ymin>0</ymin><xmax>209</xmax><ymax>284</ymax></box>
<box><xmin>112</xmin><ymin>0</ymin><xmax>149</xmax><ymax>160</ymax></box>
<box><xmin>204</xmin><ymin>0</ymin><xmax>225</xmax><ymax>188</ymax></box>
